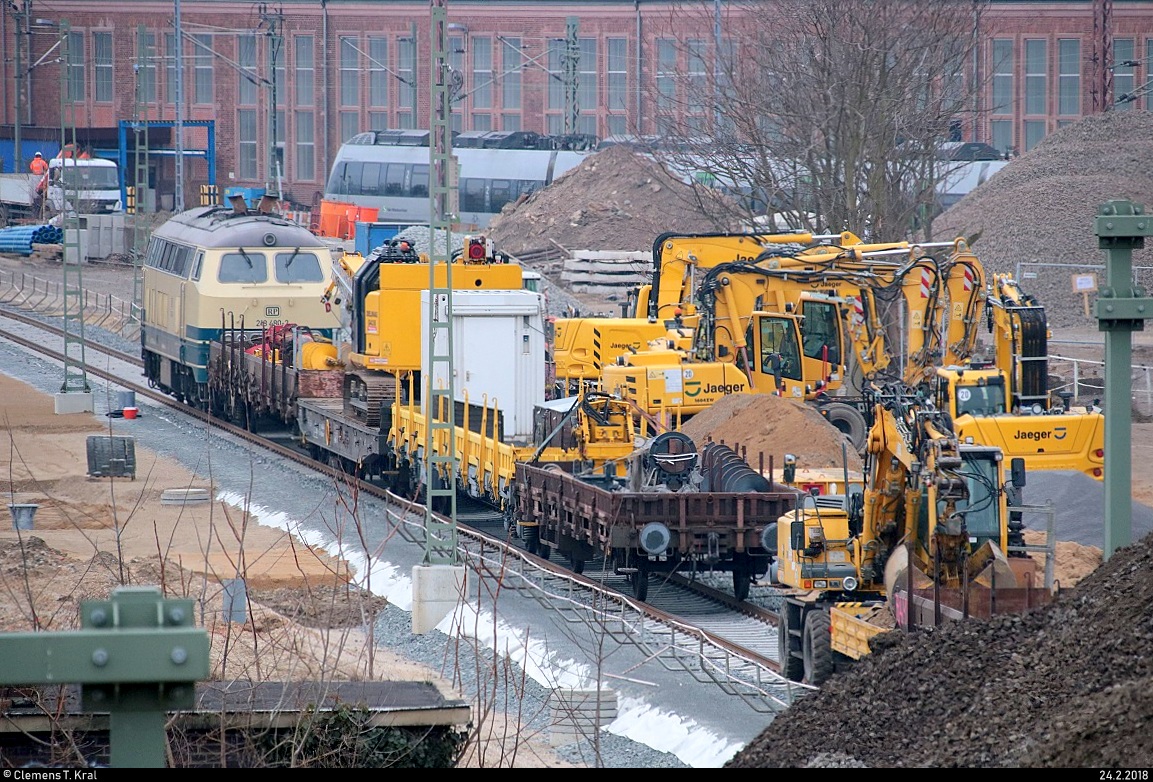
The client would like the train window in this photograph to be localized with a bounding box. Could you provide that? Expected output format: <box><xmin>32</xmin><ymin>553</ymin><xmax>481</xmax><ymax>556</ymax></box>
<box><xmin>325</xmin><ymin>162</ymin><xmax>349</xmax><ymax>195</ymax></box>
<box><xmin>360</xmin><ymin>162</ymin><xmax>383</xmax><ymax>195</ymax></box>
<box><xmin>460</xmin><ymin>178</ymin><xmax>486</xmax><ymax>213</ymax></box>
<box><xmin>274</xmin><ymin>251</ymin><xmax>324</xmax><ymax>283</ymax></box>
<box><xmin>219</xmin><ymin>251</ymin><xmax>268</xmax><ymax>283</ymax></box>
<box><xmin>490</xmin><ymin>178</ymin><xmax>513</xmax><ymax>213</ymax></box>
<box><xmin>410</xmin><ymin>164</ymin><xmax>429</xmax><ymax>198</ymax></box>
<box><xmin>191</xmin><ymin>250</ymin><xmax>204</xmax><ymax>281</ymax></box>
<box><xmin>145</xmin><ymin>239</ymin><xmax>164</xmax><ymax>269</ymax></box>
<box><xmin>341</xmin><ymin>161</ymin><xmax>365</xmax><ymax>195</ymax></box>
<box><xmin>171</xmin><ymin>244</ymin><xmax>192</xmax><ymax>278</ymax></box>
<box><xmin>384</xmin><ymin>164</ymin><xmax>405</xmax><ymax>196</ymax></box>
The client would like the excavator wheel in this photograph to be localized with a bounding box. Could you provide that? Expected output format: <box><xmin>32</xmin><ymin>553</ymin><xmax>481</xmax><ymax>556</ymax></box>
<box><xmin>820</xmin><ymin>402</ymin><xmax>867</xmax><ymax>455</ymax></box>
<box><xmin>802</xmin><ymin>609</ymin><xmax>834</xmax><ymax>686</ymax></box>
<box><xmin>777</xmin><ymin>605</ymin><xmax>804</xmax><ymax>682</ymax></box>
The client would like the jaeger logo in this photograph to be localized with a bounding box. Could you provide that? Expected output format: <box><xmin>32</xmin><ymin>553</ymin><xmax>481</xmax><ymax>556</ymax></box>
<box><xmin>1014</xmin><ymin>430</ymin><xmax>1051</xmax><ymax>441</ymax></box>
<box><xmin>684</xmin><ymin>382</ymin><xmax>746</xmax><ymax>398</ymax></box>
<box><xmin>610</xmin><ymin>341</ymin><xmax>641</xmax><ymax>351</ymax></box>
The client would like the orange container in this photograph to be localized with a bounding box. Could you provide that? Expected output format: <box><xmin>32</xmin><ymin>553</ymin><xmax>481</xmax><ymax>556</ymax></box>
<box><xmin>123</xmin><ymin>407</ymin><xmax>138</xmax><ymax>420</ymax></box>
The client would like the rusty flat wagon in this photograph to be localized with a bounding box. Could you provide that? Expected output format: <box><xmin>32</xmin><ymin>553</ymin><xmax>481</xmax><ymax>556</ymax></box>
<box><xmin>514</xmin><ymin>435</ymin><xmax>798</xmax><ymax>601</ymax></box>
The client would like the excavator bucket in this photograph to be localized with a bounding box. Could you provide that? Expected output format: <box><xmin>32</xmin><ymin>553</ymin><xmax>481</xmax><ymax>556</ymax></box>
<box><xmin>967</xmin><ymin>541</ymin><xmax>1018</xmax><ymax>589</ymax></box>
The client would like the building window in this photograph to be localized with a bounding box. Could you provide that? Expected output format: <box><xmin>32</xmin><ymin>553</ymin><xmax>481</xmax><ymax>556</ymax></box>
<box><xmin>547</xmin><ymin>39</ymin><xmax>565</xmax><ymax>111</ymax></box>
<box><xmin>137</xmin><ymin>31</ymin><xmax>157</xmax><ymax>103</ymax></box>
<box><xmin>991</xmin><ymin>119</ymin><xmax>1013</xmax><ymax>157</ymax></box>
<box><xmin>1147</xmin><ymin>40</ymin><xmax>1153</xmax><ymax>112</ymax></box>
<box><xmin>238</xmin><ymin>34</ymin><xmax>258</xmax><ymax>105</ymax></box>
<box><xmin>398</xmin><ymin>36</ymin><xmax>416</xmax><ymax>127</ymax></box>
<box><xmin>369</xmin><ymin>111</ymin><xmax>388</xmax><ymax>130</ymax></box>
<box><xmin>657</xmin><ymin>39</ymin><xmax>677</xmax><ymax>113</ymax></box>
<box><xmin>295</xmin><ymin>111</ymin><xmax>314</xmax><ymax>182</ymax></box>
<box><xmin>1023</xmin><ymin>119</ymin><xmax>1045</xmax><ymax>151</ymax></box>
<box><xmin>991</xmin><ymin>39</ymin><xmax>1013</xmax><ymax>115</ymax></box>
<box><xmin>94</xmin><ymin>32</ymin><xmax>113</xmax><ymax>102</ymax></box>
<box><xmin>369</xmin><ymin>37</ymin><xmax>389</xmax><ymax>112</ymax></box>
<box><xmin>1024</xmin><ymin>40</ymin><xmax>1046</xmax><ymax>115</ymax></box>
<box><xmin>577</xmin><ymin>38</ymin><xmax>597</xmax><ymax>136</ymax></box>
<box><xmin>295</xmin><ymin>36</ymin><xmax>314</xmax><ymax>107</ymax></box>
<box><xmin>166</xmin><ymin>32</ymin><xmax>177</xmax><ymax>105</ymax></box>
<box><xmin>607</xmin><ymin>115</ymin><xmax>626</xmax><ymax>136</ymax></box>
<box><xmin>66</xmin><ymin>31</ymin><xmax>85</xmax><ymax>102</ymax></box>
<box><xmin>238</xmin><ymin>109</ymin><xmax>258</xmax><ymax>179</ymax></box>
<box><xmin>502</xmin><ymin>114</ymin><xmax>520</xmax><ymax>131</ymax></box>
<box><xmin>687</xmin><ymin>39</ymin><xmax>707</xmax><ymax>116</ymax></box>
<box><xmin>473</xmin><ymin>113</ymin><xmax>492</xmax><ymax>132</ymax></box>
<box><xmin>472</xmin><ymin>37</ymin><xmax>493</xmax><ymax>111</ymax></box>
<box><xmin>1113</xmin><ymin>38</ymin><xmax>1135</xmax><ymax>111</ymax></box>
<box><xmin>193</xmin><ymin>34</ymin><xmax>213</xmax><ymax>104</ymax></box>
<box><xmin>607</xmin><ymin>38</ymin><xmax>627</xmax><ymax>114</ymax></box>
<box><xmin>1058</xmin><ymin>39</ymin><xmax>1080</xmax><ymax>116</ymax></box>
<box><xmin>340</xmin><ymin>111</ymin><xmax>360</xmax><ymax>142</ymax></box>
<box><xmin>340</xmin><ymin>36</ymin><xmax>359</xmax><ymax>106</ymax></box>
<box><xmin>501</xmin><ymin>36</ymin><xmax>522</xmax><ymax>111</ymax></box>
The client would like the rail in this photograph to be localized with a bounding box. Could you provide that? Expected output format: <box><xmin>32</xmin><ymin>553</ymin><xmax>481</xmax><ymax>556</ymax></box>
<box><xmin>0</xmin><ymin>266</ymin><xmax>139</xmax><ymax>340</ymax></box>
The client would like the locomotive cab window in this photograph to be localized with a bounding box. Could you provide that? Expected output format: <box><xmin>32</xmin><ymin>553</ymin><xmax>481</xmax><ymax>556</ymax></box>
<box><xmin>275</xmin><ymin>251</ymin><xmax>323</xmax><ymax>283</ymax></box>
<box><xmin>219</xmin><ymin>250</ymin><xmax>268</xmax><ymax>283</ymax></box>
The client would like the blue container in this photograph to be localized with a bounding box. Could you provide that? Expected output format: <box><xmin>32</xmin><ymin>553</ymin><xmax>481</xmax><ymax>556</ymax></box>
<box><xmin>223</xmin><ymin>186</ymin><xmax>267</xmax><ymax>209</ymax></box>
<box><xmin>354</xmin><ymin>221</ymin><xmax>415</xmax><ymax>256</ymax></box>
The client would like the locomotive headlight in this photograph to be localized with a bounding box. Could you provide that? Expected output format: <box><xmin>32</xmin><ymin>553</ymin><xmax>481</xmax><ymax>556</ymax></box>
<box><xmin>843</xmin><ymin>575</ymin><xmax>859</xmax><ymax>592</ymax></box>
<box><xmin>639</xmin><ymin>522</ymin><xmax>671</xmax><ymax>555</ymax></box>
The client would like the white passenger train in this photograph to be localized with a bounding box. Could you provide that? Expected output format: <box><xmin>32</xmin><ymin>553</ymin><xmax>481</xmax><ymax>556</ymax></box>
<box><xmin>323</xmin><ymin>129</ymin><xmax>595</xmax><ymax>228</ymax></box>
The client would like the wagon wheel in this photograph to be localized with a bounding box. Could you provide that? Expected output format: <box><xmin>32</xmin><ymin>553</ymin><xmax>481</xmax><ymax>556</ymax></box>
<box><xmin>629</xmin><ymin>554</ymin><xmax>649</xmax><ymax>602</ymax></box>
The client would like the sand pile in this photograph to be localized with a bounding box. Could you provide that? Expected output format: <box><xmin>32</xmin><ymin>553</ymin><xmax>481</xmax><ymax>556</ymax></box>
<box><xmin>677</xmin><ymin>394</ymin><xmax>863</xmax><ymax>473</ymax></box>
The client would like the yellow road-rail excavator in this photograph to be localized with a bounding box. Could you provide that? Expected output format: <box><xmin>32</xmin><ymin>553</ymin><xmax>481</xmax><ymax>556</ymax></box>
<box><xmin>770</xmin><ymin>383</ymin><xmax>1051</xmax><ymax>687</ymax></box>
<box><xmin>927</xmin><ymin>268</ymin><xmax>1105</xmax><ymax>480</ymax></box>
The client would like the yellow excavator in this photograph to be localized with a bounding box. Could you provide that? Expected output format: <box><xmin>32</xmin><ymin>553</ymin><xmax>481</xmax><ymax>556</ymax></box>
<box><xmin>551</xmin><ymin>229</ymin><xmax>869</xmax><ymax>390</ymax></box>
<box><xmin>928</xmin><ymin>269</ymin><xmax>1106</xmax><ymax>480</ymax></box>
<box><xmin>771</xmin><ymin>383</ymin><xmax>1046</xmax><ymax>685</ymax></box>
<box><xmin>596</xmin><ymin>238</ymin><xmax>968</xmax><ymax>451</ymax></box>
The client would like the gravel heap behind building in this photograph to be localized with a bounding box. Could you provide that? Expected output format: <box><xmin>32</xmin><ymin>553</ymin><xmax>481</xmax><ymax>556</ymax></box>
<box><xmin>932</xmin><ymin>110</ymin><xmax>1153</xmax><ymax>329</ymax></box>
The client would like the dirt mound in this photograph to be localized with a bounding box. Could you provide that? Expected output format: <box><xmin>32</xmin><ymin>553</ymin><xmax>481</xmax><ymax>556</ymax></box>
<box><xmin>486</xmin><ymin>144</ymin><xmax>731</xmax><ymax>258</ymax></box>
<box><xmin>726</xmin><ymin>525</ymin><xmax>1153</xmax><ymax>768</ymax></box>
<box><xmin>677</xmin><ymin>394</ymin><xmax>863</xmax><ymax>473</ymax></box>
<box><xmin>932</xmin><ymin>110</ymin><xmax>1153</xmax><ymax>329</ymax></box>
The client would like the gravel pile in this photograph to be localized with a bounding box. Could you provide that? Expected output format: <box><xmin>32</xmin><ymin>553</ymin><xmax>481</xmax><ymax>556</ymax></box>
<box><xmin>932</xmin><ymin>110</ymin><xmax>1153</xmax><ymax>329</ymax></box>
<box><xmin>726</xmin><ymin>524</ymin><xmax>1153</xmax><ymax>768</ymax></box>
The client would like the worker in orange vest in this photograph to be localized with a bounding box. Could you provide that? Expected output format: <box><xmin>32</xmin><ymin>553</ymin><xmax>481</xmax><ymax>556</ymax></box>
<box><xmin>29</xmin><ymin>152</ymin><xmax>48</xmax><ymax>176</ymax></box>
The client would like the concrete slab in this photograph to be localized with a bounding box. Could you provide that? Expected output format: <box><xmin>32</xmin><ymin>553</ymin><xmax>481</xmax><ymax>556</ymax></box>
<box><xmin>411</xmin><ymin>564</ymin><xmax>466</xmax><ymax>634</ymax></box>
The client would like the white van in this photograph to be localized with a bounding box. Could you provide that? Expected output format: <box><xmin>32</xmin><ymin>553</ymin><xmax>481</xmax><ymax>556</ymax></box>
<box><xmin>46</xmin><ymin>157</ymin><xmax>123</xmax><ymax>214</ymax></box>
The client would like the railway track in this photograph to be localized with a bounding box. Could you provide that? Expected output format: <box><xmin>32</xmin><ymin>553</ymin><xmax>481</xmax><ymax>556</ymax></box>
<box><xmin>0</xmin><ymin>303</ymin><xmax>813</xmax><ymax>714</ymax></box>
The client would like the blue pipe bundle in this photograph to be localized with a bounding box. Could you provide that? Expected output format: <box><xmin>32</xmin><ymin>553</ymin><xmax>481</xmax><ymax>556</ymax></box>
<box><xmin>0</xmin><ymin>224</ymin><xmax>63</xmax><ymax>256</ymax></box>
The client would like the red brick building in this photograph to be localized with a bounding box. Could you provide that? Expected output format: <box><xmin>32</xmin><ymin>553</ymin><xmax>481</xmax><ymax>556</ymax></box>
<box><xmin>2</xmin><ymin>0</ymin><xmax>1150</xmax><ymax>210</ymax></box>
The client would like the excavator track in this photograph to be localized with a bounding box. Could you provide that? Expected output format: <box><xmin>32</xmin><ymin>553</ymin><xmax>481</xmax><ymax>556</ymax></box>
<box><xmin>344</xmin><ymin>372</ymin><xmax>397</xmax><ymax>428</ymax></box>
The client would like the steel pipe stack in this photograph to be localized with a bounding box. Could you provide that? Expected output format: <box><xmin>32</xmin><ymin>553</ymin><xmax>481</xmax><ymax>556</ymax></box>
<box><xmin>0</xmin><ymin>224</ymin><xmax>63</xmax><ymax>256</ymax></box>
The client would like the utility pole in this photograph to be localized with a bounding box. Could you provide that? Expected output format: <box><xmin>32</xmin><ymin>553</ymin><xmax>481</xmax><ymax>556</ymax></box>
<box><xmin>412</xmin><ymin>0</ymin><xmax>464</xmax><ymax>636</ymax></box>
<box><xmin>12</xmin><ymin>2</ymin><xmax>26</xmax><ymax>173</ymax></box>
<box><xmin>132</xmin><ymin>25</ymin><xmax>152</xmax><ymax>326</ymax></box>
<box><xmin>56</xmin><ymin>18</ymin><xmax>93</xmax><ymax>414</ymax></box>
<box><xmin>173</xmin><ymin>0</ymin><xmax>186</xmax><ymax>212</ymax></box>
<box><xmin>259</xmin><ymin>3</ymin><xmax>284</xmax><ymax>198</ymax></box>
<box><xmin>562</xmin><ymin>16</ymin><xmax>579</xmax><ymax>134</ymax></box>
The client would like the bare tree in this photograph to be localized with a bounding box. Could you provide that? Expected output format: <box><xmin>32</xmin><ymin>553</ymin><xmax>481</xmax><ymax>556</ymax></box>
<box><xmin>648</xmin><ymin>0</ymin><xmax>989</xmax><ymax>239</ymax></box>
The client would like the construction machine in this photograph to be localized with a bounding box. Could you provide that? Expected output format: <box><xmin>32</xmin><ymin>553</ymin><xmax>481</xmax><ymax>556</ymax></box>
<box><xmin>771</xmin><ymin>384</ymin><xmax>1049</xmax><ymax>686</ymax></box>
<box><xmin>551</xmin><ymin>230</ymin><xmax>862</xmax><ymax>390</ymax></box>
<box><xmin>928</xmin><ymin>271</ymin><xmax>1106</xmax><ymax>479</ymax></box>
<box><xmin>597</xmin><ymin>237</ymin><xmax>970</xmax><ymax>451</ymax></box>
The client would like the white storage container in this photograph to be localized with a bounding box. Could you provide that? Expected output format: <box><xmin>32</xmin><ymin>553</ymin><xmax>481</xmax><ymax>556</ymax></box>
<box><xmin>421</xmin><ymin>289</ymin><xmax>545</xmax><ymax>443</ymax></box>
